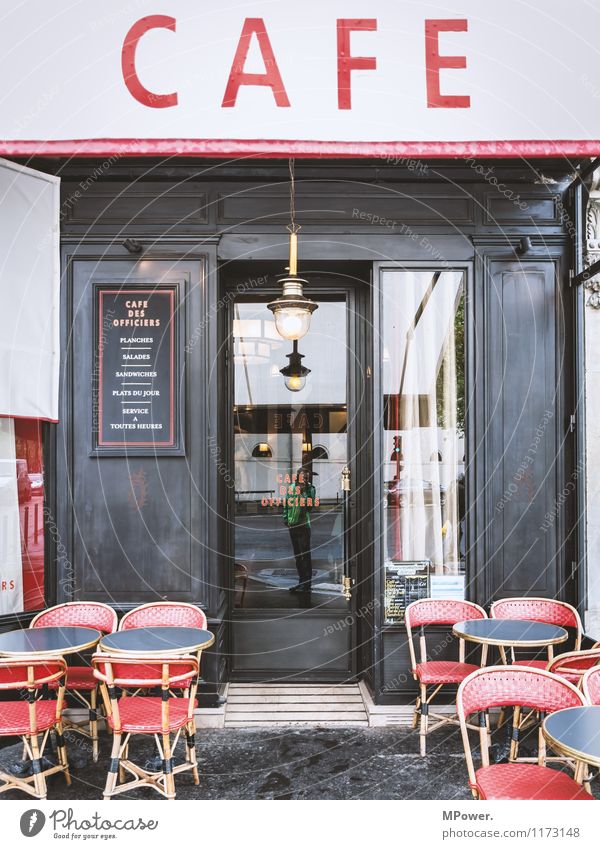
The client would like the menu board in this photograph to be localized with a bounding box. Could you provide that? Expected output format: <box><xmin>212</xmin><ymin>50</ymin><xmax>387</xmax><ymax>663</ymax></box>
<box><xmin>95</xmin><ymin>287</ymin><xmax>178</xmax><ymax>450</ymax></box>
<box><xmin>384</xmin><ymin>561</ymin><xmax>430</xmax><ymax>625</ymax></box>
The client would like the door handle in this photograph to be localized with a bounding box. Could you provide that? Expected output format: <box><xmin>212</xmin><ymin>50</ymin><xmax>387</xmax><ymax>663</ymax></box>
<box><xmin>341</xmin><ymin>465</ymin><xmax>351</xmax><ymax>599</ymax></box>
<box><xmin>342</xmin><ymin>575</ymin><xmax>353</xmax><ymax>601</ymax></box>
<box><xmin>341</xmin><ymin>465</ymin><xmax>351</xmax><ymax>492</ymax></box>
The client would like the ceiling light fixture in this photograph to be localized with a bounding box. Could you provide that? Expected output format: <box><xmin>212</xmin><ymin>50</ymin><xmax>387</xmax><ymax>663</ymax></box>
<box><xmin>268</xmin><ymin>158</ymin><xmax>318</xmax><ymax>341</ymax></box>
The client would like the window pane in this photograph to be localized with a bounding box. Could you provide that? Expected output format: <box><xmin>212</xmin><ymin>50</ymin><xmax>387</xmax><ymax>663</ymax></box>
<box><xmin>232</xmin><ymin>298</ymin><xmax>349</xmax><ymax>610</ymax></box>
<box><xmin>382</xmin><ymin>270</ymin><xmax>465</xmax><ymax>599</ymax></box>
<box><xmin>0</xmin><ymin>418</ymin><xmax>45</xmax><ymax>613</ymax></box>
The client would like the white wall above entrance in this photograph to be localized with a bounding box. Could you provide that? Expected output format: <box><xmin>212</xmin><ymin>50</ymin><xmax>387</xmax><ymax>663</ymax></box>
<box><xmin>1</xmin><ymin>1</ymin><xmax>600</xmax><ymax>158</ymax></box>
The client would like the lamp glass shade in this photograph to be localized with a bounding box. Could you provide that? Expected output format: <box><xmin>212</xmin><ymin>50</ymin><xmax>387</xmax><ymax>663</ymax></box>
<box><xmin>283</xmin><ymin>373</ymin><xmax>306</xmax><ymax>392</ymax></box>
<box><xmin>272</xmin><ymin>306</ymin><xmax>312</xmax><ymax>341</ymax></box>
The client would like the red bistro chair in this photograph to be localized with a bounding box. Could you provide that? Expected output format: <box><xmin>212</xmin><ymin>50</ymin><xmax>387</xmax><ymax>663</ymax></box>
<box><xmin>582</xmin><ymin>666</ymin><xmax>600</xmax><ymax>704</ymax></box>
<box><xmin>119</xmin><ymin>602</ymin><xmax>207</xmax><ymax>631</ymax></box>
<box><xmin>490</xmin><ymin>597</ymin><xmax>582</xmax><ymax>667</ymax></box>
<box><xmin>0</xmin><ymin>657</ymin><xmax>70</xmax><ymax>799</ymax></box>
<box><xmin>30</xmin><ymin>602</ymin><xmax>117</xmax><ymax>761</ymax></box>
<box><xmin>457</xmin><ymin>666</ymin><xmax>592</xmax><ymax>800</ymax></box>
<box><xmin>405</xmin><ymin>598</ymin><xmax>487</xmax><ymax>756</ymax></box>
<box><xmin>92</xmin><ymin>653</ymin><xmax>200</xmax><ymax>799</ymax></box>
<box><xmin>546</xmin><ymin>649</ymin><xmax>600</xmax><ymax>686</ymax></box>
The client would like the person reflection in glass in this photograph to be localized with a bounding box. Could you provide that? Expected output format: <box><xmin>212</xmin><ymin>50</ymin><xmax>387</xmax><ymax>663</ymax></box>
<box><xmin>284</xmin><ymin>466</ymin><xmax>317</xmax><ymax>598</ymax></box>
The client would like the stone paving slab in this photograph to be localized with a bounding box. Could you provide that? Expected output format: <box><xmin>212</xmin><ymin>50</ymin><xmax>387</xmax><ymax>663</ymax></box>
<box><xmin>0</xmin><ymin>726</ymin><xmax>596</xmax><ymax>801</ymax></box>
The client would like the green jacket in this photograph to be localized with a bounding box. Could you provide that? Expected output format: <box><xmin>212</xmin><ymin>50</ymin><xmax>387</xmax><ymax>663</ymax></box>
<box><xmin>283</xmin><ymin>483</ymin><xmax>316</xmax><ymax>528</ymax></box>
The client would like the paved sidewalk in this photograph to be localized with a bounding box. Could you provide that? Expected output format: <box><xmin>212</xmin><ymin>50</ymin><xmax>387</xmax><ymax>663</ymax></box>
<box><xmin>1</xmin><ymin>725</ymin><xmax>597</xmax><ymax>800</ymax></box>
<box><xmin>0</xmin><ymin>726</ymin><xmax>471</xmax><ymax>800</ymax></box>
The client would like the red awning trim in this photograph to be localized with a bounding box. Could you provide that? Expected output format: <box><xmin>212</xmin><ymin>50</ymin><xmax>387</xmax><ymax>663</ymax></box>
<box><xmin>1</xmin><ymin>138</ymin><xmax>600</xmax><ymax>158</ymax></box>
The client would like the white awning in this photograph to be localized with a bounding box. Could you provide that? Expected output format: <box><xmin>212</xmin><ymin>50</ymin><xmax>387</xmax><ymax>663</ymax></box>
<box><xmin>0</xmin><ymin>159</ymin><xmax>60</xmax><ymax>420</ymax></box>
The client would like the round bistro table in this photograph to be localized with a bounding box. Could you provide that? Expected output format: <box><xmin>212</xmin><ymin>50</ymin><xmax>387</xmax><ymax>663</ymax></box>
<box><xmin>0</xmin><ymin>625</ymin><xmax>101</xmax><ymax>657</ymax></box>
<box><xmin>452</xmin><ymin>619</ymin><xmax>568</xmax><ymax>662</ymax></box>
<box><xmin>99</xmin><ymin>626</ymin><xmax>214</xmax><ymax>655</ymax></box>
<box><xmin>543</xmin><ymin>706</ymin><xmax>600</xmax><ymax>772</ymax></box>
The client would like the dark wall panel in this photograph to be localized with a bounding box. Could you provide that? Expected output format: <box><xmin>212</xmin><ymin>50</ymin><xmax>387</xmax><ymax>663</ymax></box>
<box><xmin>483</xmin><ymin>257</ymin><xmax>568</xmax><ymax>602</ymax></box>
<box><xmin>64</xmin><ymin>257</ymin><xmax>210</xmax><ymax>607</ymax></box>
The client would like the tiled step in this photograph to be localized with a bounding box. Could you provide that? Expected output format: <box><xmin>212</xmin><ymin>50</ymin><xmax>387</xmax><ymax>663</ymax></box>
<box><xmin>224</xmin><ymin>683</ymin><xmax>368</xmax><ymax>727</ymax></box>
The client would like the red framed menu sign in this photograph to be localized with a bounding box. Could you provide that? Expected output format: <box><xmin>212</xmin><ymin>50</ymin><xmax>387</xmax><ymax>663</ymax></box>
<box><xmin>94</xmin><ymin>285</ymin><xmax>181</xmax><ymax>454</ymax></box>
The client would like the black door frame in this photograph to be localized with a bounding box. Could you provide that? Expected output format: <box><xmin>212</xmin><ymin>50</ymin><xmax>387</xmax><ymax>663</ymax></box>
<box><xmin>219</xmin><ymin>262</ymin><xmax>372</xmax><ymax>682</ymax></box>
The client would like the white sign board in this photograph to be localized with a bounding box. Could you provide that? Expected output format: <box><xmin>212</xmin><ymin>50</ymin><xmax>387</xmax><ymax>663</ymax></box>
<box><xmin>0</xmin><ymin>0</ymin><xmax>599</xmax><ymax>157</ymax></box>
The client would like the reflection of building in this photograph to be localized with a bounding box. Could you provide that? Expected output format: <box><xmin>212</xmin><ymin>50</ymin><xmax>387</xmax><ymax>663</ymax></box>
<box><xmin>235</xmin><ymin>405</ymin><xmax>347</xmax><ymax>505</ymax></box>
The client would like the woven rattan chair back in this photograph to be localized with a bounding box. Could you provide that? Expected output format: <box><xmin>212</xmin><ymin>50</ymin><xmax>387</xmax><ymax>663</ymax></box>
<box><xmin>490</xmin><ymin>597</ymin><xmax>582</xmax><ymax>650</ymax></box>
<box><xmin>405</xmin><ymin>598</ymin><xmax>487</xmax><ymax>670</ymax></box>
<box><xmin>582</xmin><ymin>665</ymin><xmax>600</xmax><ymax>705</ymax></box>
<box><xmin>546</xmin><ymin>649</ymin><xmax>600</xmax><ymax>684</ymax></box>
<box><xmin>118</xmin><ymin>602</ymin><xmax>207</xmax><ymax>631</ymax></box>
<box><xmin>31</xmin><ymin>601</ymin><xmax>117</xmax><ymax>634</ymax></box>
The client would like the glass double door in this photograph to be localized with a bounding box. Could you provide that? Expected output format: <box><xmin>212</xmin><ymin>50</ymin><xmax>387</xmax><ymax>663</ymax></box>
<box><xmin>230</xmin><ymin>292</ymin><xmax>354</xmax><ymax>679</ymax></box>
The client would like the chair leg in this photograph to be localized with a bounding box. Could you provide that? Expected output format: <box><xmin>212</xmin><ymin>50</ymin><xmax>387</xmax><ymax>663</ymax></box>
<box><xmin>412</xmin><ymin>696</ymin><xmax>421</xmax><ymax>729</ymax></box>
<box><xmin>90</xmin><ymin>688</ymin><xmax>99</xmax><ymax>763</ymax></box>
<box><xmin>29</xmin><ymin>733</ymin><xmax>47</xmax><ymax>800</ymax></box>
<box><xmin>162</xmin><ymin>733</ymin><xmax>175</xmax><ymax>799</ymax></box>
<box><xmin>187</xmin><ymin>721</ymin><xmax>199</xmax><ymax>785</ymax></box>
<box><xmin>119</xmin><ymin>741</ymin><xmax>128</xmax><ymax>784</ymax></box>
<box><xmin>509</xmin><ymin>706</ymin><xmax>521</xmax><ymax>762</ymax></box>
<box><xmin>104</xmin><ymin>733</ymin><xmax>122</xmax><ymax>800</ymax></box>
<box><xmin>419</xmin><ymin>684</ymin><xmax>428</xmax><ymax>757</ymax></box>
<box><xmin>56</xmin><ymin>722</ymin><xmax>71</xmax><ymax>786</ymax></box>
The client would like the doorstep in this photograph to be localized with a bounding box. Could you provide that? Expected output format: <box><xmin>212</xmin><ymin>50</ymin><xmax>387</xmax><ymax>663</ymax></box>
<box><xmin>223</xmin><ymin>682</ymin><xmax>369</xmax><ymax>728</ymax></box>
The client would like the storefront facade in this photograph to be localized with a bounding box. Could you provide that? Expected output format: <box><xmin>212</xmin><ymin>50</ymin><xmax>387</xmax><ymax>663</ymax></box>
<box><xmin>1</xmin><ymin>154</ymin><xmax>590</xmax><ymax>705</ymax></box>
<box><xmin>1</xmin><ymin>2</ymin><xmax>599</xmax><ymax>708</ymax></box>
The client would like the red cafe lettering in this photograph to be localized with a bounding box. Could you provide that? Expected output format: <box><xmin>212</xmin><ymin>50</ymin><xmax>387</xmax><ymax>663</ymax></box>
<box><xmin>122</xmin><ymin>16</ymin><xmax>470</xmax><ymax>111</ymax></box>
<box><xmin>261</xmin><ymin>472</ymin><xmax>320</xmax><ymax>508</ymax></box>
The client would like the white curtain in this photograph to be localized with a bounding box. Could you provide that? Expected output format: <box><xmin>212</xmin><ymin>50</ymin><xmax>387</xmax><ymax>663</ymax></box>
<box><xmin>0</xmin><ymin>159</ymin><xmax>60</xmax><ymax>420</ymax></box>
<box><xmin>383</xmin><ymin>270</ymin><xmax>463</xmax><ymax>574</ymax></box>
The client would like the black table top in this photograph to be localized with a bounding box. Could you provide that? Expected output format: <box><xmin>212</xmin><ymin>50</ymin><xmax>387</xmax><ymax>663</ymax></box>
<box><xmin>99</xmin><ymin>626</ymin><xmax>214</xmax><ymax>655</ymax></box>
<box><xmin>452</xmin><ymin>618</ymin><xmax>568</xmax><ymax>647</ymax></box>
<box><xmin>543</xmin><ymin>706</ymin><xmax>600</xmax><ymax>768</ymax></box>
<box><xmin>0</xmin><ymin>626</ymin><xmax>101</xmax><ymax>656</ymax></box>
